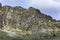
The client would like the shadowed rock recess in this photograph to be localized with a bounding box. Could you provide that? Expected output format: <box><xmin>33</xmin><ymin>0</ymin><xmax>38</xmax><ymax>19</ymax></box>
<box><xmin>0</xmin><ymin>3</ymin><xmax>60</xmax><ymax>40</ymax></box>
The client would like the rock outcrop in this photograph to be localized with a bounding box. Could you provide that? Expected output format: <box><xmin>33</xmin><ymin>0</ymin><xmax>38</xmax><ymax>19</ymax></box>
<box><xmin>0</xmin><ymin>3</ymin><xmax>60</xmax><ymax>40</ymax></box>
<box><xmin>0</xmin><ymin>3</ymin><xmax>60</xmax><ymax>32</ymax></box>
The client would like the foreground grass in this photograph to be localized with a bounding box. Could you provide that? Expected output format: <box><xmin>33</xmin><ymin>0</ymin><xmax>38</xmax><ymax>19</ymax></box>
<box><xmin>0</xmin><ymin>27</ymin><xmax>60</xmax><ymax>40</ymax></box>
<box><xmin>0</xmin><ymin>30</ymin><xmax>60</xmax><ymax>40</ymax></box>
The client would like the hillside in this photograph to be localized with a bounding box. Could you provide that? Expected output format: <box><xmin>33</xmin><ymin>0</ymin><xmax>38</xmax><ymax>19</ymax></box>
<box><xmin>0</xmin><ymin>3</ymin><xmax>60</xmax><ymax>40</ymax></box>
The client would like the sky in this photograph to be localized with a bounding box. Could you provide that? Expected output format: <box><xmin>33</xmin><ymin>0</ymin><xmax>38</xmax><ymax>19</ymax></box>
<box><xmin>0</xmin><ymin>0</ymin><xmax>60</xmax><ymax>20</ymax></box>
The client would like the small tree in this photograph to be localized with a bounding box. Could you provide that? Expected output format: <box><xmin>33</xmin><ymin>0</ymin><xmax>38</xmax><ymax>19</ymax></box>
<box><xmin>0</xmin><ymin>3</ymin><xmax>2</xmax><ymax>6</ymax></box>
<box><xmin>0</xmin><ymin>3</ymin><xmax>2</xmax><ymax>9</ymax></box>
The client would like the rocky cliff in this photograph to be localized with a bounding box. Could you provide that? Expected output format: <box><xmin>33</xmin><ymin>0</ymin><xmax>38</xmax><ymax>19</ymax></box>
<box><xmin>0</xmin><ymin>3</ymin><xmax>60</xmax><ymax>40</ymax></box>
<box><xmin>0</xmin><ymin>6</ymin><xmax>54</xmax><ymax>32</ymax></box>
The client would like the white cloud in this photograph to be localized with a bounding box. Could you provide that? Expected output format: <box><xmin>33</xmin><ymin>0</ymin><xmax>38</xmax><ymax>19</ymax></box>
<box><xmin>52</xmin><ymin>0</ymin><xmax>60</xmax><ymax>8</ymax></box>
<box><xmin>26</xmin><ymin>0</ymin><xmax>60</xmax><ymax>9</ymax></box>
<box><xmin>27</xmin><ymin>0</ymin><xmax>52</xmax><ymax>7</ymax></box>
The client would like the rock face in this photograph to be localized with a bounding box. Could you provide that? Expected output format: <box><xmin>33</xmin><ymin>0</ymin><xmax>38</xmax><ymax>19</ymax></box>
<box><xmin>0</xmin><ymin>4</ymin><xmax>60</xmax><ymax>40</ymax></box>
<box><xmin>0</xmin><ymin>4</ymin><xmax>60</xmax><ymax>33</ymax></box>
